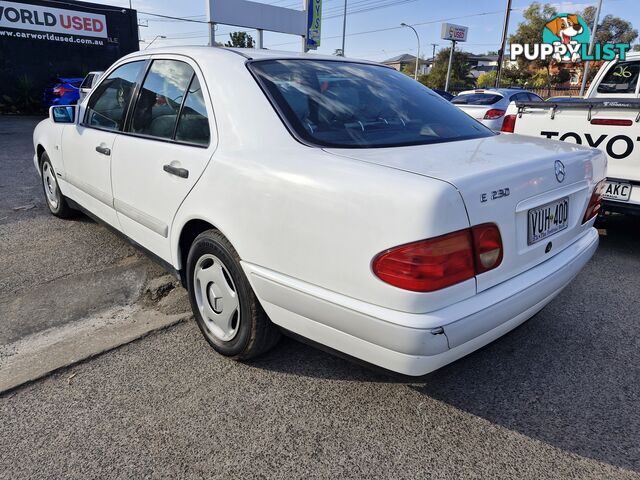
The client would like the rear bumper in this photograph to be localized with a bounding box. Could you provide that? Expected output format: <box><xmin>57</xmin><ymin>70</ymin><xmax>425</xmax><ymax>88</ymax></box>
<box><xmin>602</xmin><ymin>178</ymin><xmax>640</xmax><ymax>215</ymax></box>
<box><xmin>244</xmin><ymin>227</ymin><xmax>599</xmax><ymax>376</ymax></box>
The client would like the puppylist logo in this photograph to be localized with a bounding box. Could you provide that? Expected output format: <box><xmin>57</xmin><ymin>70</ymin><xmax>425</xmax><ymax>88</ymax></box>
<box><xmin>511</xmin><ymin>13</ymin><xmax>631</xmax><ymax>63</ymax></box>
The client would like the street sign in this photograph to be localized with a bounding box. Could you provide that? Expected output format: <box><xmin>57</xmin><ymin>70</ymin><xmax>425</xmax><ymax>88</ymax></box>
<box><xmin>441</xmin><ymin>23</ymin><xmax>468</xmax><ymax>42</ymax></box>
<box><xmin>306</xmin><ymin>0</ymin><xmax>322</xmax><ymax>50</ymax></box>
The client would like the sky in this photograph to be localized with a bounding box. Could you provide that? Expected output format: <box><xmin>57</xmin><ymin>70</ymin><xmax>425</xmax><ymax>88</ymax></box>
<box><xmin>92</xmin><ymin>0</ymin><xmax>639</xmax><ymax>62</ymax></box>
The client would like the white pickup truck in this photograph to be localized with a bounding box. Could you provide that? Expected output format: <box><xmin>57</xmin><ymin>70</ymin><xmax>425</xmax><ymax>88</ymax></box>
<box><xmin>503</xmin><ymin>51</ymin><xmax>640</xmax><ymax>215</ymax></box>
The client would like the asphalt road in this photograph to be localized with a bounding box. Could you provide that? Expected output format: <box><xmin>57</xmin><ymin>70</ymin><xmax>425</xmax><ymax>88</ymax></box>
<box><xmin>0</xmin><ymin>116</ymin><xmax>165</xmax><ymax>340</ymax></box>
<box><xmin>1</xmin><ymin>116</ymin><xmax>639</xmax><ymax>479</ymax></box>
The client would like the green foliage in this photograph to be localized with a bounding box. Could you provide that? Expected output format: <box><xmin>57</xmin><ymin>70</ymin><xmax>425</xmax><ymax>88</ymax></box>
<box><xmin>0</xmin><ymin>74</ymin><xmax>40</xmax><ymax>114</ymax></box>
<box><xmin>225</xmin><ymin>32</ymin><xmax>255</xmax><ymax>48</ymax></box>
<box><xmin>400</xmin><ymin>59</ymin><xmax>419</xmax><ymax>76</ymax></box>
<box><xmin>421</xmin><ymin>47</ymin><xmax>472</xmax><ymax>90</ymax></box>
<box><xmin>509</xmin><ymin>2</ymin><xmax>557</xmax><ymax>72</ymax></box>
<box><xmin>553</xmin><ymin>68</ymin><xmax>571</xmax><ymax>85</ymax></box>
<box><xmin>476</xmin><ymin>71</ymin><xmax>496</xmax><ymax>88</ymax></box>
<box><xmin>501</xmin><ymin>66</ymin><xmax>533</xmax><ymax>86</ymax></box>
<box><xmin>633</xmin><ymin>44</ymin><xmax>640</xmax><ymax>52</ymax></box>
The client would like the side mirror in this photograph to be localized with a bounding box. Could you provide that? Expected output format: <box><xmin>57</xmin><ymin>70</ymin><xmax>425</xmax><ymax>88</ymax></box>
<box><xmin>50</xmin><ymin>105</ymin><xmax>76</xmax><ymax>124</ymax></box>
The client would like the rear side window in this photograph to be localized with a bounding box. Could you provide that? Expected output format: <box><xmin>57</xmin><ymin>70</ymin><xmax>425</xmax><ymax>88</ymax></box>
<box><xmin>250</xmin><ymin>59</ymin><xmax>492</xmax><ymax>148</ymax></box>
<box><xmin>509</xmin><ymin>93</ymin><xmax>528</xmax><ymax>102</ymax></box>
<box><xmin>597</xmin><ymin>61</ymin><xmax>640</xmax><ymax>94</ymax></box>
<box><xmin>175</xmin><ymin>76</ymin><xmax>210</xmax><ymax>146</ymax></box>
<box><xmin>452</xmin><ymin>93</ymin><xmax>503</xmax><ymax>105</ymax></box>
<box><xmin>130</xmin><ymin>60</ymin><xmax>195</xmax><ymax>140</ymax></box>
<box><xmin>85</xmin><ymin>61</ymin><xmax>145</xmax><ymax>131</ymax></box>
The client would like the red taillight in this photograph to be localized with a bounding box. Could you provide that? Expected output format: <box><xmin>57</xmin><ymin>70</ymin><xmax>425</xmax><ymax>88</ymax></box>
<box><xmin>372</xmin><ymin>224</ymin><xmax>503</xmax><ymax>292</ymax></box>
<box><xmin>471</xmin><ymin>223</ymin><xmax>503</xmax><ymax>273</ymax></box>
<box><xmin>501</xmin><ymin>114</ymin><xmax>517</xmax><ymax>132</ymax></box>
<box><xmin>372</xmin><ymin>230</ymin><xmax>475</xmax><ymax>292</ymax></box>
<box><xmin>52</xmin><ymin>86</ymin><xmax>73</xmax><ymax>97</ymax></box>
<box><xmin>582</xmin><ymin>180</ymin><xmax>606</xmax><ymax>224</ymax></box>
<box><xmin>484</xmin><ymin>109</ymin><xmax>506</xmax><ymax>120</ymax></box>
<box><xmin>590</xmin><ymin>118</ymin><xmax>633</xmax><ymax>126</ymax></box>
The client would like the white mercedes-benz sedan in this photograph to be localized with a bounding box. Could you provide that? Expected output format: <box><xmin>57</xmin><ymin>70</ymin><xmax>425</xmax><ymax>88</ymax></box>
<box><xmin>33</xmin><ymin>47</ymin><xmax>606</xmax><ymax>376</ymax></box>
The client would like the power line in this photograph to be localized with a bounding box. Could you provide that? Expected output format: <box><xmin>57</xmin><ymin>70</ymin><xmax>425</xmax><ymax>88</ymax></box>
<box><xmin>268</xmin><ymin>8</ymin><xmax>508</xmax><ymax>48</ymax></box>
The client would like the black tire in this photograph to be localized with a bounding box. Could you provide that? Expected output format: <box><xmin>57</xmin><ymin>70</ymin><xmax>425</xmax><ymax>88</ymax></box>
<box><xmin>40</xmin><ymin>152</ymin><xmax>74</xmax><ymax>219</ymax></box>
<box><xmin>186</xmin><ymin>229</ymin><xmax>280</xmax><ymax>360</ymax></box>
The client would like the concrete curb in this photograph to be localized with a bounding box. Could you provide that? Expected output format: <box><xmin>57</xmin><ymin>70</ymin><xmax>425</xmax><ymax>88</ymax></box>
<box><xmin>0</xmin><ymin>306</ymin><xmax>192</xmax><ymax>394</ymax></box>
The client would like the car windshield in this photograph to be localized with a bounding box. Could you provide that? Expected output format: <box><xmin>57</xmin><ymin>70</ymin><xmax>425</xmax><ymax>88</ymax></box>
<box><xmin>451</xmin><ymin>93</ymin><xmax>503</xmax><ymax>105</ymax></box>
<box><xmin>249</xmin><ymin>60</ymin><xmax>493</xmax><ymax>148</ymax></box>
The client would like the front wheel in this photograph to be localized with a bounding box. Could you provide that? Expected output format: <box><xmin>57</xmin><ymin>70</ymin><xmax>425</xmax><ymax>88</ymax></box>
<box><xmin>40</xmin><ymin>152</ymin><xmax>74</xmax><ymax>218</ymax></box>
<box><xmin>186</xmin><ymin>229</ymin><xmax>280</xmax><ymax>360</ymax></box>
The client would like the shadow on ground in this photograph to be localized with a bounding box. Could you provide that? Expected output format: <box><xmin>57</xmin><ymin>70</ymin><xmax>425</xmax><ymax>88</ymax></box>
<box><xmin>249</xmin><ymin>213</ymin><xmax>640</xmax><ymax>472</ymax></box>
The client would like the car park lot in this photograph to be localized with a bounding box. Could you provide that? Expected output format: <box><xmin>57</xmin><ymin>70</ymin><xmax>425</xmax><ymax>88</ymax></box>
<box><xmin>1</xmin><ymin>116</ymin><xmax>640</xmax><ymax>478</ymax></box>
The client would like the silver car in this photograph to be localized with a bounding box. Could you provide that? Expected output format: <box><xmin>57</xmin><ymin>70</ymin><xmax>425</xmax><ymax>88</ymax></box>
<box><xmin>78</xmin><ymin>71</ymin><xmax>103</xmax><ymax>102</ymax></box>
<box><xmin>452</xmin><ymin>88</ymin><xmax>543</xmax><ymax>131</ymax></box>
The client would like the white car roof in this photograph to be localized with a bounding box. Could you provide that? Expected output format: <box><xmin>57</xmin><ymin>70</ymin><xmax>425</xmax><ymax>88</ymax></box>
<box><xmin>119</xmin><ymin>45</ymin><xmax>384</xmax><ymax>67</ymax></box>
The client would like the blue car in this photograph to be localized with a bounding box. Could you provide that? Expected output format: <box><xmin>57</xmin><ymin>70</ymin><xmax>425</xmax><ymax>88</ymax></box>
<box><xmin>43</xmin><ymin>77</ymin><xmax>84</xmax><ymax>107</ymax></box>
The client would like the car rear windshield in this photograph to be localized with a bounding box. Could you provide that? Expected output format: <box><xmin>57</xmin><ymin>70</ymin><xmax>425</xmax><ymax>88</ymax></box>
<box><xmin>451</xmin><ymin>93</ymin><xmax>503</xmax><ymax>105</ymax></box>
<box><xmin>597</xmin><ymin>61</ymin><xmax>639</xmax><ymax>94</ymax></box>
<box><xmin>249</xmin><ymin>60</ymin><xmax>493</xmax><ymax>148</ymax></box>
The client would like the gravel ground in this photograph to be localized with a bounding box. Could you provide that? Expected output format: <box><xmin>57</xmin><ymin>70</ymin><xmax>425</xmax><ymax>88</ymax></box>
<box><xmin>1</xmin><ymin>116</ymin><xmax>639</xmax><ymax>479</ymax></box>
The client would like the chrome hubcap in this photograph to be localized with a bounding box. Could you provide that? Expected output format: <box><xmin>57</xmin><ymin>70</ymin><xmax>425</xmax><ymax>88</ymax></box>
<box><xmin>42</xmin><ymin>162</ymin><xmax>59</xmax><ymax>209</ymax></box>
<box><xmin>194</xmin><ymin>254</ymin><xmax>240</xmax><ymax>342</ymax></box>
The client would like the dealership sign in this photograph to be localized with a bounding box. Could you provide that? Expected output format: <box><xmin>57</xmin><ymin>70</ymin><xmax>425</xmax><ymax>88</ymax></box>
<box><xmin>306</xmin><ymin>0</ymin><xmax>321</xmax><ymax>50</ymax></box>
<box><xmin>0</xmin><ymin>1</ymin><xmax>107</xmax><ymax>38</ymax></box>
<box><xmin>441</xmin><ymin>23</ymin><xmax>468</xmax><ymax>42</ymax></box>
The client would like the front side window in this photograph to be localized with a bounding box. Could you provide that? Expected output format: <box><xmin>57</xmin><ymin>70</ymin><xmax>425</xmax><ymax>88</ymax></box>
<box><xmin>597</xmin><ymin>61</ymin><xmax>640</xmax><ymax>94</ymax></box>
<box><xmin>130</xmin><ymin>60</ymin><xmax>195</xmax><ymax>140</ymax></box>
<box><xmin>250</xmin><ymin>60</ymin><xmax>493</xmax><ymax>148</ymax></box>
<box><xmin>85</xmin><ymin>61</ymin><xmax>145</xmax><ymax>131</ymax></box>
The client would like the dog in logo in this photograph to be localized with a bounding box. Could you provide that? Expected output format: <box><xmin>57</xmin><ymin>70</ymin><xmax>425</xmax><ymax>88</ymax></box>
<box><xmin>545</xmin><ymin>14</ymin><xmax>584</xmax><ymax>62</ymax></box>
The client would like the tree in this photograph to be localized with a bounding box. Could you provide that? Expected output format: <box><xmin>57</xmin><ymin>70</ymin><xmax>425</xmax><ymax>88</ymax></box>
<box><xmin>476</xmin><ymin>71</ymin><xmax>496</xmax><ymax>88</ymax></box>
<box><xmin>421</xmin><ymin>48</ymin><xmax>472</xmax><ymax>90</ymax></box>
<box><xmin>509</xmin><ymin>3</ymin><xmax>558</xmax><ymax>93</ymax></box>
<box><xmin>501</xmin><ymin>65</ymin><xmax>533</xmax><ymax>86</ymax></box>
<box><xmin>634</xmin><ymin>44</ymin><xmax>640</xmax><ymax>52</ymax></box>
<box><xmin>510</xmin><ymin>3</ymin><xmax>556</xmax><ymax>69</ymax></box>
<box><xmin>400</xmin><ymin>56</ymin><xmax>425</xmax><ymax>77</ymax></box>
<box><xmin>580</xmin><ymin>7</ymin><xmax>638</xmax><ymax>45</ymax></box>
<box><xmin>225</xmin><ymin>32</ymin><xmax>255</xmax><ymax>48</ymax></box>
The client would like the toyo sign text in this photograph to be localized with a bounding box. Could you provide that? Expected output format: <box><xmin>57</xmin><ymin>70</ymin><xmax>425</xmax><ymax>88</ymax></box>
<box><xmin>0</xmin><ymin>1</ymin><xmax>107</xmax><ymax>38</ymax></box>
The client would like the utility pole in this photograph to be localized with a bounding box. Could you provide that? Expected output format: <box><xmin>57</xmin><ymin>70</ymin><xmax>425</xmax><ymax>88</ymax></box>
<box><xmin>401</xmin><ymin>23</ymin><xmax>420</xmax><ymax>80</ymax></box>
<box><xmin>495</xmin><ymin>0</ymin><xmax>512</xmax><ymax>88</ymax></box>
<box><xmin>444</xmin><ymin>40</ymin><xmax>456</xmax><ymax>92</ymax></box>
<box><xmin>206</xmin><ymin>0</ymin><xmax>215</xmax><ymax>46</ymax></box>
<box><xmin>430</xmin><ymin>43</ymin><xmax>438</xmax><ymax>73</ymax></box>
<box><xmin>580</xmin><ymin>0</ymin><xmax>603</xmax><ymax>96</ymax></box>
<box><xmin>340</xmin><ymin>0</ymin><xmax>347</xmax><ymax>56</ymax></box>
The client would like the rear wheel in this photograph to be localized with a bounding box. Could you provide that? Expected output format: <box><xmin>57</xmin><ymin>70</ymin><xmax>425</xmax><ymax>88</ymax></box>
<box><xmin>186</xmin><ymin>229</ymin><xmax>280</xmax><ymax>359</ymax></box>
<box><xmin>40</xmin><ymin>152</ymin><xmax>74</xmax><ymax>218</ymax></box>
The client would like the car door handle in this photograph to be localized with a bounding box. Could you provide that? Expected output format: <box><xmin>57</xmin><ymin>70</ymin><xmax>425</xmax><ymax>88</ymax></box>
<box><xmin>95</xmin><ymin>145</ymin><xmax>111</xmax><ymax>156</ymax></box>
<box><xmin>163</xmin><ymin>164</ymin><xmax>189</xmax><ymax>179</ymax></box>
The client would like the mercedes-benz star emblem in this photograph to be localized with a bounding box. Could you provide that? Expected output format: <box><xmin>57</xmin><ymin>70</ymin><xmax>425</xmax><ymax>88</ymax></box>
<box><xmin>555</xmin><ymin>160</ymin><xmax>566</xmax><ymax>183</ymax></box>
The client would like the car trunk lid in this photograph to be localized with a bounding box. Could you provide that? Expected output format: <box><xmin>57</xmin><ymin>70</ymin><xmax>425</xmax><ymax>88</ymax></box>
<box><xmin>325</xmin><ymin>133</ymin><xmax>605</xmax><ymax>292</ymax></box>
